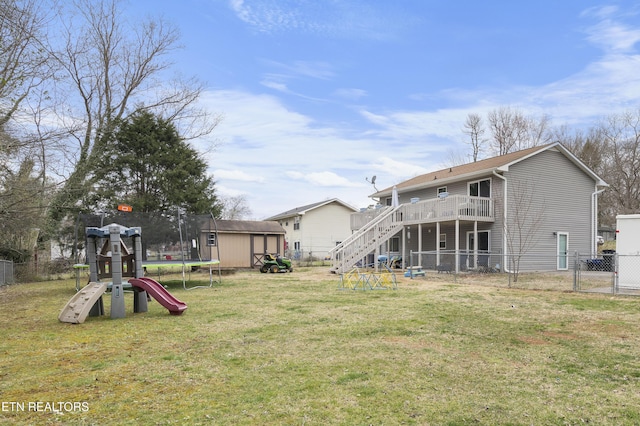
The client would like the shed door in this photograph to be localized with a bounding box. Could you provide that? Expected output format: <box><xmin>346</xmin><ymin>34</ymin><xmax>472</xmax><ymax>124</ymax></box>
<box><xmin>557</xmin><ymin>232</ymin><xmax>568</xmax><ymax>270</ymax></box>
<box><xmin>251</xmin><ymin>234</ymin><xmax>282</xmax><ymax>267</ymax></box>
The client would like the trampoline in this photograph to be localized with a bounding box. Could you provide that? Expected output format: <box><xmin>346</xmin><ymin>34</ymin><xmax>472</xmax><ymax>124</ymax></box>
<box><xmin>72</xmin><ymin>209</ymin><xmax>222</xmax><ymax>291</ymax></box>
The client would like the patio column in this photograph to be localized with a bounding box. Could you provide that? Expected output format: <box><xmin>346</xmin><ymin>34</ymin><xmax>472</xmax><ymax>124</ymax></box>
<box><xmin>374</xmin><ymin>245</ymin><xmax>379</xmax><ymax>272</ymax></box>
<box><xmin>402</xmin><ymin>226</ymin><xmax>407</xmax><ymax>269</ymax></box>
<box><xmin>455</xmin><ymin>219</ymin><xmax>460</xmax><ymax>274</ymax></box>
<box><xmin>436</xmin><ymin>221</ymin><xmax>441</xmax><ymax>267</ymax></box>
<box><xmin>473</xmin><ymin>220</ymin><xmax>478</xmax><ymax>269</ymax></box>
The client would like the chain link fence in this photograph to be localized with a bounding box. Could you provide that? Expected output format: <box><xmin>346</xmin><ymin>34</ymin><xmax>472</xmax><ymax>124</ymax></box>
<box><xmin>614</xmin><ymin>254</ymin><xmax>640</xmax><ymax>294</ymax></box>
<box><xmin>406</xmin><ymin>250</ymin><xmax>639</xmax><ymax>295</ymax></box>
<box><xmin>285</xmin><ymin>249</ymin><xmax>332</xmax><ymax>267</ymax></box>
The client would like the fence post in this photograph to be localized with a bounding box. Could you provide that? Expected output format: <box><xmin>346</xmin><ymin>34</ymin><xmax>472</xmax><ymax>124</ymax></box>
<box><xmin>613</xmin><ymin>253</ymin><xmax>618</xmax><ymax>295</ymax></box>
<box><xmin>573</xmin><ymin>251</ymin><xmax>578</xmax><ymax>292</ymax></box>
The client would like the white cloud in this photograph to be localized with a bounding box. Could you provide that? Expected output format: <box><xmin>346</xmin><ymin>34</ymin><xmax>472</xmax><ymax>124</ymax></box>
<box><xmin>285</xmin><ymin>171</ymin><xmax>365</xmax><ymax>187</ymax></box>
<box><xmin>333</xmin><ymin>88</ymin><xmax>367</xmax><ymax>100</ymax></box>
<box><xmin>262</xmin><ymin>60</ymin><xmax>335</xmax><ymax>80</ymax></box>
<box><xmin>226</xmin><ymin>0</ymin><xmax>414</xmax><ymax>40</ymax></box>
<box><xmin>372</xmin><ymin>157</ymin><xmax>430</xmax><ymax>184</ymax></box>
<box><xmin>215</xmin><ymin>184</ymin><xmax>249</xmax><ymax>198</ymax></box>
<box><xmin>260</xmin><ymin>79</ymin><xmax>290</xmax><ymax>93</ymax></box>
<box><xmin>213</xmin><ymin>169</ymin><xmax>265</xmax><ymax>183</ymax></box>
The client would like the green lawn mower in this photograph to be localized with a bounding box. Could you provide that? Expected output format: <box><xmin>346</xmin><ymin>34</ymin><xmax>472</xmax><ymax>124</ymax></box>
<box><xmin>260</xmin><ymin>253</ymin><xmax>293</xmax><ymax>273</ymax></box>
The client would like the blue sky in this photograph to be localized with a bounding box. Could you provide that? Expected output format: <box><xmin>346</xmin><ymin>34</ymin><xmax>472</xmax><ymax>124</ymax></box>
<box><xmin>128</xmin><ymin>0</ymin><xmax>640</xmax><ymax>219</ymax></box>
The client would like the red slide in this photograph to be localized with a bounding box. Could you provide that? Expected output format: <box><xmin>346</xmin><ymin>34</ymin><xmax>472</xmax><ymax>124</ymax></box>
<box><xmin>128</xmin><ymin>277</ymin><xmax>188</xmax><ymax>315</ymax></box>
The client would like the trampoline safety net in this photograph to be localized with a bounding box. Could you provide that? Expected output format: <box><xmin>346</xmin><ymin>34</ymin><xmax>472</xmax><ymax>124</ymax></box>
<box><xmin>75</xmin><ymin>211</ymin><xmax>217</xmax><ymax>264</ymax></box>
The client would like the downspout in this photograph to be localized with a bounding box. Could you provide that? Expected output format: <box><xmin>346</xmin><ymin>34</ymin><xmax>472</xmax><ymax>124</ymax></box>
<box><xmin>493</xmin><ymin>170</ymin><xmax>512</xmax><ymax>273</ymax></box>
<box><xmin>591</xmin><ymin>188</ymin><xmax>605</xmax><ymax>257</ymax></box>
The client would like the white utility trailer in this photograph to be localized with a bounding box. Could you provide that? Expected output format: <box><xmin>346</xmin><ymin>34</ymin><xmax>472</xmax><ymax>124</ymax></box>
<box><xmin>615</xmin><ymin>214</ymin><xmax>640</xmax><ymax>289</ymax></box>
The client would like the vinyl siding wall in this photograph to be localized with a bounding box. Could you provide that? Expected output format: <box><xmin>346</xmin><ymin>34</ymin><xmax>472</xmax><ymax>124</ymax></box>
<box><xmin>503</xmin><ymin>148</ymin><xmax>595</xmax><ymax>270</ymax></box>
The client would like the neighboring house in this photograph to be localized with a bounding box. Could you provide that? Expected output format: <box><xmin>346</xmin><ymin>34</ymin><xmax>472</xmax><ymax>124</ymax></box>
<box><xmin>198</xmin><ymin>219</ymin><xmax>286</xmax><ymax>269</ymax></box>
<box><xmin>266</xmin><ymin>198</ymin><xmax>359</xmax><ymax>261</ymax></box>
<box><xmin>331</xmin><ymin>143</ymin><xmax>608</xmax><ymax>274</ymax></box>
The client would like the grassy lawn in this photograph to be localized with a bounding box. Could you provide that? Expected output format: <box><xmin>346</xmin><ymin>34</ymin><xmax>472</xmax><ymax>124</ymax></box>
<box><xmin>1</xmin><ymin>268</ymin><xmax>640</xmax><ymax>425</ymax></box>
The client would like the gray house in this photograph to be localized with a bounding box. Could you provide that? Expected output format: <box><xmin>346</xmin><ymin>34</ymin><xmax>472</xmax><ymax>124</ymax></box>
<box><xmin>331</xmin><ymin>143</ymin><xmax>608</xmax><ymax>274</ymax></box>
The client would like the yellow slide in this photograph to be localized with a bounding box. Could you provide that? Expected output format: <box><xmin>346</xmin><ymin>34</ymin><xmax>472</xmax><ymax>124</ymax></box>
<box><xmin>59</xmin><ymin>282</ymin><xmax>108</xmax><ymax>324</ymax></box>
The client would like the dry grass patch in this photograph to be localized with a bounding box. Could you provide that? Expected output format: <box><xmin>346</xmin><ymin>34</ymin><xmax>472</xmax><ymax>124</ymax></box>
<box><xmin>1</xmin><ymin>268</ymin><xmax>640</xmax><ymax>424</ymax></box>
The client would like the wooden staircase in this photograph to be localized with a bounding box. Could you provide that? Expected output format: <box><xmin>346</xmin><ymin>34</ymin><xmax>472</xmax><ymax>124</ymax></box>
<box><xmin>330</xmin><ymin>206</ymin><xmax>404</xmax><ymax>274</ymax></box>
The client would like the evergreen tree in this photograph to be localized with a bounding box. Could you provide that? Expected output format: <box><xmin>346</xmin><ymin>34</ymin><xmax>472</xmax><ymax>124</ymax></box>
<box><xmin>91</xmin><ymin>111</ymin><xmax>220</xmax><ymax>216</ymax></box>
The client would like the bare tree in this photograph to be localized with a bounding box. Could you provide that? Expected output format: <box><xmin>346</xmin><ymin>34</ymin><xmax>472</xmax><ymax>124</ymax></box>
<box><xmin>487</xmin><ymin>107</ymin><xmax>525</xmax><ymax>155</ymax></box>
<box><xmin>221</xmin><ymin>195</ymin><xmax>253</xmax><ymax>220</ymax></box>
<box><xmin>0</xmin><ymin>0</ymin><xmax>51</xmax><ymax>128</ymax></box>
<box><xmin>527</xmin><ymin>112</ymin><xmax>553</xmax><ymax>146</ymax></box>
<box><xmin>0</xmin><ymin>0</ymin><xmax>54</xmax><ymax>176</ymax></box>
<box><xmin>551</xmin><ymin>125</ymin><xmax>604</xmax><ymax>172</ymax></box>
<box><xmin>598</xmin><ymin>110</ymin><xmax>640</xmax><ymax>217</ymax></box>
<box><xmin>442</xmin><ymin>148</ymin><xmax>470</xmax><ymax>168</ymax></box>
<box><xmin>503</xmin><ymin>179</ymin><xmax>546</xmax><ymax>284</ymax></box>
<box><xmin>487</xmin><ymin>106</ymin><xmax>552</xmax><ymax>156</ymax></box>
<box><xmin>0</xmin><ymin>0</ymin><xmax>58</xmax><ymax>260</ymax></box>
<box><xmin>462</xmin><ymin>113</ymin><xmax>486</xmax><ymax>162</ymax></box>
<box><xmin>48</xmin><ymin>0</ymin><xmax>220</xmax><ymax>219</ymax></box>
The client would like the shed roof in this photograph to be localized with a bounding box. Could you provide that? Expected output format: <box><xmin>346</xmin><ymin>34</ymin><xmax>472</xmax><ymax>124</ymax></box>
<box><xmin>373</xmin><ymin>142</ymin><xmax>608</xmax><ymax>198</ymax></box>
<box><xmin>214</xmin><ymin>220</ymin><xmax>285</xmax><ymax>234</ymax></box>
<box><xmin>265</xmin><ymin>198</ymin><xmax>359</xmax><ymax>221</ymax></box>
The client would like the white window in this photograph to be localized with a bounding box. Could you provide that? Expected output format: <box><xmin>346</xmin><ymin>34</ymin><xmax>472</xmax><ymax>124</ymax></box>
<box><xmin>293</xmin><ymin>216</ymin><xmax>300</xmax><ymax>230</ymax></box>
<box><xmin>468</xmin><ymin>178</ymin><xmax>491</xmax><ymax>197</ymax></box>
<box><xmin>439</xmin><ymin>234</ymin><xmax>446</xmax><ymax>249</ymax></box>
<box><xmin>207</xmin><ymin>233</ymin><xmax>217</xmax><ymax>246</ymax></box>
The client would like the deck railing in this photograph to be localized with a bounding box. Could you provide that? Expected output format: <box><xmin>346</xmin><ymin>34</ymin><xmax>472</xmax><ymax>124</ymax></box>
<box><xmin>351</xmin><ymin>195</ymin><xmax>494</xmax><ymax>230</ymax></box>
<box><xmin>332</xmin><ymin>195</ymin><xmax>494</xmax><ymax>273</ymax></box>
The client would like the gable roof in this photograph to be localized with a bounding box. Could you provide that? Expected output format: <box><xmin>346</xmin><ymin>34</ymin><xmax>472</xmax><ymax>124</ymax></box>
<box><xmin>265</xmin><ymin>198</ymin><xmax>359</xmax><ymax>221</ymax></box>
<box><xmin>373</xmin><ymin>142</ymin><xmax>608</xmax><ymax>198</ymax></box>
<box><xmin>214</xmin><ymin>220</ymin><xmax>285</xmax><ymax>234</ymax></box>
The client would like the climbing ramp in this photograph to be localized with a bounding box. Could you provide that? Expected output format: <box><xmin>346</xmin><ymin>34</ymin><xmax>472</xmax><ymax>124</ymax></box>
<box><xmin>59</xmin><ymin>282</ymin><xmax>108</xmax><ymax>324</ymax></box>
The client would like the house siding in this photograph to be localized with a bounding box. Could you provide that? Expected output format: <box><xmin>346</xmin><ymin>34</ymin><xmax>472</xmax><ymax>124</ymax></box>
<box><xmin>504</xmin><ymin>148</ymin><xmax>594</xmax><ymax>270</ymax></box>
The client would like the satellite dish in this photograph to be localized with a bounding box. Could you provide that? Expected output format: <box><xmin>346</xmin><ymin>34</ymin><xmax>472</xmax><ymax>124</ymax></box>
<box><xmin>366</xmin><ymin>175</ymin><xmax>379</xmax><ymax>192</ymax></box>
